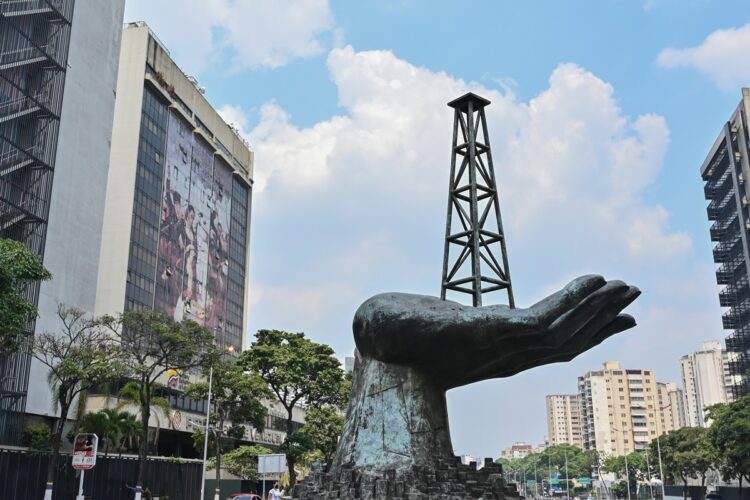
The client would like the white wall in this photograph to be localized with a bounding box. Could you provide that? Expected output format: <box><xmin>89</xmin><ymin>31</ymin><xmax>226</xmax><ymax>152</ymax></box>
<box><xmin>26</xmin><ymin>0</ymin><xmax>126</xmax><ymax>417</ymax></box>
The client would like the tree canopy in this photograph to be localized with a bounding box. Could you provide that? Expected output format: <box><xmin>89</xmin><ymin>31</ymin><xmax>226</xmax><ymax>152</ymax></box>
<box><xmin>185</xmin><ymin>357</ymin><xmax>270</xmax><ymax>496</ymax></box>
<box><xmin>238</xmin><ymin>329</ymin><xmax>345</xmax><ymax>488</ymax></box>
<box><xmin>298</xmin><ymin>406</ymin><xmax>344</xmax><ymax>466</ymax></box>
<box><xmin>499</xmin><ymin>444</ymin><xmax>597</xmax><ymax>480</ymax></box>
<box><xmin>0</xmin><ymin>238</ymin><xmax>50</xmax><ymax>352</ymax></box>
<box><xmin>649</xmin><ymin>426</ymin><xmax>716</xmax><ymax>499</ymax></box>
<box><xmin>209</xmin><ymin>444</ymin><xmax>273</xmax><ymax>480</ymax></box>
<box><xmin>33</xmin><ymin>305</ymin><xmax>124</xmax><ymax>489</ymax></box>
<box><xmin>102</xmin><ymin>309</ymin><xmax>218</xmax><ymax>490</ymax></box>
<box><xmin>707</xmin><ymin>395</ymin><xmax>750</xmax><ymax>492</ymax></box>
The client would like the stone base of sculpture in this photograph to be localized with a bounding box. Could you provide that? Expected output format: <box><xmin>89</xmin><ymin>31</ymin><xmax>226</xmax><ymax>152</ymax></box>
<box><xmin>293</xmin><ymin>456</ymin><xmax>518</xmax><ymax>500</ymax></box>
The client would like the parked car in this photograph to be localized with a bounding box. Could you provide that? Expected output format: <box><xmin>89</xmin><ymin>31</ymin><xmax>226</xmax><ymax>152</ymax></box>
<box><xmin>226</xmin><ymin>494</ymin><xmax>263</xmax><ymax>500</ymax></box>
<box><xmin>706</xmin><ymin>492</ymin><xmax>723</xmax><ymax>500</ymax></box>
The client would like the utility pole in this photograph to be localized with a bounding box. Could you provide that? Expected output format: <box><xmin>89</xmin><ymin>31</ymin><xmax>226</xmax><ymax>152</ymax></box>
<box><xmin>549</xmin><ymin>453</ymin><xmax>553</xmax><ymax>497</ymax></box>
<box><xmin>565</xmin><ymin>449</ymin><xmax>570</xmax><ymax>500</ymax></box>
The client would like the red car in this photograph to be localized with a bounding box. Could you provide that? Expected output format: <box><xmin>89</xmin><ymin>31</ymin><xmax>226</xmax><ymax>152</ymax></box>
<box><xmin>226</xmin><ymin>494</ymin><xmax>262</xmax><ymax>500</ymax></box>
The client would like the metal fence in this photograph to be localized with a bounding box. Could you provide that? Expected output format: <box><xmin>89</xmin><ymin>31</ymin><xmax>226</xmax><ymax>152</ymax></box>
<box><xmin>0</xmin><ymin>448</ymin><xmax>202</xmax><ymax>499</ymax></box>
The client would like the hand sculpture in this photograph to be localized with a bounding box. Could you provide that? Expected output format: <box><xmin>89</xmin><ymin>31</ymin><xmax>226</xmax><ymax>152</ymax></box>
<box><xmin>331</xmin><ymin>275</ymin><xmax>639</xmax><ymax>474</ymax></box>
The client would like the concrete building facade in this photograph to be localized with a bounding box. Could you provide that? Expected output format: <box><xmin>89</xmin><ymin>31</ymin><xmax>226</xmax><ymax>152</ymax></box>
<box><xmin>680</xmin><ymin>341</ymin><xmax>732</xmax><ymax>427</ymax></box>
<box><xmin>656</xmin><ymin>381</ymin><xmax>687</xmax><ymax>433</ymax></box>
<box><xmin>701</xmin><ymin>91</ymin><xmax>750</xmax><ymax>398</ymax></box>
<box><xmin>95</xmin><ymin>23</ymin><xmax>253</xmax><ymax>351</ymax></box>
<box><xmin>86</xmin><ymin>23</ymin><xmax>260</xmax><ymax>456</ymax></box>
<box><xmin>545</xmin><ymin>394</ymin><xmax>583</xmax><ymax>448</ymax></box>
<box><xmin>0</xmin><ymin>0</ymin><xmax>126</xmax><ymax>443</ymax></box>
<box><xmin>578</xmin><ymin>361</ymin><xmax>660</xmax><ymax>456</ymax></box>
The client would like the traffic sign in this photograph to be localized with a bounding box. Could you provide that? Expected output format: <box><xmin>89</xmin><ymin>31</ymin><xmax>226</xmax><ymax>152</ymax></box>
<box><xmin>72</xmin><ymin>433</ymin><xmax>98</xmax><ymax>470</ymax></box>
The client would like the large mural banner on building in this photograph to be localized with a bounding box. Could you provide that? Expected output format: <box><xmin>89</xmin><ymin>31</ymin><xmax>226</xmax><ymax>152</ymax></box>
<box><xmin>155</xmin><ymin>110</ymin><xmax>231</xmax><ymax>332</ymax></box>
<box><xmin>205</xmin><ymin>158</ymin><xmax>232</xmax><ymax>336</ymax></box>
<box><xmin>155</xmin><ymin>111</ymin><xmax>193</xmax><ymax>318</ymax></box>
<box><xmin>183</xmin><ymin>134</ymin><xmax>213</xmax><ymax>323</ymax></box>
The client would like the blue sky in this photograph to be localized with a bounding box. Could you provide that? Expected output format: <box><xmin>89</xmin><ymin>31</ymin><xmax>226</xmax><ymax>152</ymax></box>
<box><xmin>125</xmin><ymin>0</ymin><xmax>750</xmax><ymax>458</ymax></box>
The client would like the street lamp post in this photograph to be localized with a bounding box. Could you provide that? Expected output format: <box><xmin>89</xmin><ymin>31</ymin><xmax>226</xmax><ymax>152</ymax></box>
<box><xmin>565</xmin><ymin>449</ymin><xmax>570</xmax><ymax>500</ymax></box>
<box><xmin>549</xmin><ymin>453</ymin><xmax>553</xmax><ymax>497</ymax></box>
<box><xmin>613</xmin><ymin>427</ymin><xmax>631</xmax><ymax>500</ymax></box>
<box><xmin>199</xmin><ymin>345</ymin><xmax>235</xmax><ymax>500</ymax></box>
<box><xmin>656</xmin><ymin>433</ymin><xmax>666</xmax><ymax>500</ymax></box>
<box><xmin>656</xmin><ymin>403</ymin><xmax>671</xmax><ymax>500</ymax></box>
<box><xmin>645</xmin><ymin>447</ymin><xmax>654</xmax><ymax>500</ymax></box>
<box><xmin>199</xmin><ymin>366</ymin><xmax>213</xmax><ymax>500</ymax></box>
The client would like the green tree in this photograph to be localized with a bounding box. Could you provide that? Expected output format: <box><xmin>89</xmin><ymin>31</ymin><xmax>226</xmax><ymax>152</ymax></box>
<box><xmin>102</xmin><ymin>309</ymin><xmax>218</xmax><ymax>497</ymax></box>
<box><xmin>604</xmin><ymin>452</ymin><xmax>648</xmax><ymax>496</ymax></box>
<box><xmin>116</xmin><ymin>380</ymin><xmax>172</xmax><ymax>448</ymax></box>
<box><xmin>78</xmin><ymin>412</ymin><xmax>113</xmax><ymax>456</ymax></box>
<box><xmin>77</xmin><ymin>408</ymin><xmax>139</xmax><ymax>457</ymax></box>
<box><xmin>238</xmin><ymin>330</ymin><xmax>345</xmax><ymax>489</ymax></box>
<box><xmin>707</xmin><ymin>396</ymin><xmax>750</xmax><ymax>498</ymax></box>
<box><xmin>298</xmin><ymin>406</ymin><xmax>344</xmax><ymax>468</ymax></box>
<box><xmin>0</xmin><ymin>238</ymin><xmax>50</xmax><ymax>352</ymax></box>
<box><xmin>116</xmin><ymin>411</ymin><xmax>143</xmax><ymax>455</ymax></box>
<box><xmin>22</xmin><ymin>423</ymin><xmax>53</xmax><ymax>453</ymax></box>
<box><xmin>32</xmin><ymin>305</ymin><xmax>124</xmax><ymax>496</ymax></box>
<box><xmin>611</xmin><ymin>480</ymin><xmax>629</xmax><ymax>499</ymax></box>
<box><xmin>210</xmin><ymin>444</ymin><xmax>272</xmax><ymax>480</ymax></box>
<box><xmin>649</xmin><ymin>427</ymin><xmax>717</xmax><ymax>500</ymax></box>
<box><xmin>185</xmin><ymin>358</ymin><xmax>269</xmax><ymax>498</ymax></box>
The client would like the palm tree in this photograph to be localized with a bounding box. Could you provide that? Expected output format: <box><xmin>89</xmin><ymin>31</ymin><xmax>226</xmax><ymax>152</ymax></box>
<box><xmin>78</xmin><ymin>412</ymin><xmax>114</xmax><ymax>457</ymax></box>
<box><xmin>116</xmin><ymin>381</ymin><xmax>172</xmax><ymax>450</ymax></box>
<box><xmin>117</xmin><ymin>412</ymin><xmax>143</xmax><ymax>456</ymax></box>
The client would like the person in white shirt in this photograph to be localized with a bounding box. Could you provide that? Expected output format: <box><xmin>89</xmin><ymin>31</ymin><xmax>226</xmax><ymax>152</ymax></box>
<box><xmin>268</xmin><ymin>483</ymin><xmax>284</xmax><ymax>500</ymax></box>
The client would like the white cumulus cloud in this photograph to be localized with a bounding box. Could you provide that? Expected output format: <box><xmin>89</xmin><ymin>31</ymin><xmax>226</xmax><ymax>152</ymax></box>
<box><xmin>657</xmin><ymin>24</ymin><xmax>750</xmax><ymax>90</ymax></box>
<box><xmin>238</xmin><ymin>46</ymin><xmax>694</xmax><ymax>353</ymax></box>
<box><xmin>124</xmin><ymin>0</ymin><xmax>336</xmax><ymax>73</ymax></box>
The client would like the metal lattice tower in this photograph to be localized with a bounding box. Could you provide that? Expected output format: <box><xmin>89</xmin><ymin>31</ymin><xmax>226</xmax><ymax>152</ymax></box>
<box><xmin>440</xmin><ymin>92</ymin><xmax>514</xmax><ymax>308</ymax></box>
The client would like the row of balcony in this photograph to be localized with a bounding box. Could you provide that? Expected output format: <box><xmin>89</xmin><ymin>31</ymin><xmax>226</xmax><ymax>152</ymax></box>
<box><xmin>719</xmin><ymin>281</ymin><xmax>750</xmax><ymax>307</ymax></box>
<box><xmin>710</xmin><ymin>213</ymin><xmax>739</xmax><ymax>241</ymax></box>
<box><xmin>704</xmin><ymin>168</ymin><xmax>734</xmax><ymax>199</ymax></box>
<box><xmin>716</xmin><ymin>257</ymin><xmax>746</xmax><ymax>285</ymax></box>
<box><xmin>0</xmin><ymin>0</ymin><xmax>73</xmax><ymax>21</ymax></box>
<box><xmin>713</xmin><ymin>234</ymin><xmax>743</xmax><ymax>263</ymax></box>
<box><xmin>722</xmin><ymin>299</ymin><xmax>750</xmax><ymax>329</ymax></box>
<box><xmin>707</xmin><ymin>196</ymin><xmax>742</xmax><ymax>221</ymax></box>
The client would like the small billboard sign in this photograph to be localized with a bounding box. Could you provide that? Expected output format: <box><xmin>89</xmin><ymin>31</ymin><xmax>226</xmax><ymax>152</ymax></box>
<box><xmin>72</xmin><ymin>433</ymin><xmax>98</xmax><ymax>470</ymax></box>
<box><xmin>258</xmin><ymin>454</ymin><xmax>286</xmax><ymax>474</ymax></box>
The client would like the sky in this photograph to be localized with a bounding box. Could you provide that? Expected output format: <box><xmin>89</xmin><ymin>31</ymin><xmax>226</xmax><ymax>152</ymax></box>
<box><xmin>124</xmin><ymin>0</ymin><xmax>750</xmax><ymax>458</ymax></box>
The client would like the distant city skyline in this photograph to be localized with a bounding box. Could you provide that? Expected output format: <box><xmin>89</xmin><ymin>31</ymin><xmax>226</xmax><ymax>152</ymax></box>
<box><xmin>124</xmin><ymin>0</ymin><xmax>750</xmax><ymax>457</ymax></box>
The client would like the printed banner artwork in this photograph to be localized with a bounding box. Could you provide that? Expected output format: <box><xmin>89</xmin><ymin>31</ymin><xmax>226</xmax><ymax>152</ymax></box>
<box><xmin>205</xmin><ymin>158</ymin><xmax>232</xmax><ymax>335</ymax></box>
<box><xmin>155</xmin><ymin>110</ymin><xmax>232</xmax><ymax>333</ymax></box>
<box><xmin>72</xmin><ymin>433</ymin><xmax>98</xmax><ymax>470</ymax></box>
<box><xmin>166</xmin><ymin>368</ymin><xmax>180</xmax><ymax>389</ymax></box>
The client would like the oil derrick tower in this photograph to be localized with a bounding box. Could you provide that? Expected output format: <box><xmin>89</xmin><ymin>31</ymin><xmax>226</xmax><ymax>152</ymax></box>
<box><xmin>440</xmin><ymin>92</ymin><xmax>515</xmax><ymax>307</ymax></box>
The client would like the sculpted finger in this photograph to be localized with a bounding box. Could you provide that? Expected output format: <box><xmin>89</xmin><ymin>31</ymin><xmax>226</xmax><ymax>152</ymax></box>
<box><xmin>560</xmin><ymin>286</ymin><xmax>640</xmax><ymax>351</ymax></box>
<box><xmin>528</xmin><ymin>275</ymin><xmax>606</xmax><ymax>326</ymax></box>
<box><xmin>489</xmin><ymin>314</ymin><xmax>637</xmax><ymax>380</ymax></box>
<box><xmin>543</xmin><ymin>280</ymin><xmax>630</xmax><ymax>347</ymax></box>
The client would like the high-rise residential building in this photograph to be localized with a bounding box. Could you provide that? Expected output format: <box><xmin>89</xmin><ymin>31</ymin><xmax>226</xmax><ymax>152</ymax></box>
<box><xmin>656</xmin><ymin>381</ymin><xmax>687</xmax><ymax>433</ymax></box>
<box><xmin>680</xmin><ymin>341</ymin><xmax>733</xmax><ymax>427</ymax></box>
<box><xmin>701</xmin><ymin>90</ymin><xmax>750</xmax><ymax>399</ymax></box>
<box><xmin>0</xmin><ymin>0</ymin><xmax>126</xmax><ymax>444</ymax></box>
<box><xmin>500</xmin><ymin>442</ymin><xmax>535</xmax><ymax>460</ymax></box>
<box><xmin>85</xmin><ymin>23</ymin><xmax>257</xmax><ymax>455</ymax></box>
<box><xmin>344</xmin><ymin>356</ymin><xmax>355</xmax><ymax>373</ymax></box>
<box><xmin>578</xmin><ymin>361</ymin><xmax>660</xmax><ymax>456</ymax></box>
<box><xmin>545</xmin><ymin>394</ymin><xmax>583</xmax><ymax>448</ymax></box>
